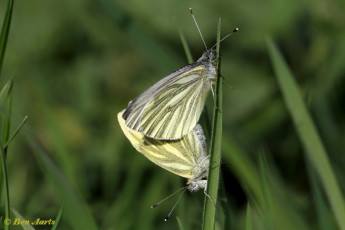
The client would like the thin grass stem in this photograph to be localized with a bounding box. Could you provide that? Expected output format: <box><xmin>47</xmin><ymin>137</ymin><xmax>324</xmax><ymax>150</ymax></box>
<box><xmin>0</xmin><ymin>142</ymin><xmax>10</xmax><ymax>230</ymax></box>
<box><xmin>0</xmin><ymin>0</ymin><xmax>14</xmax><ymax>77</ymax></box>
<box><xmin>202</xmin><ymin>17</ymin><xmax>222</xmax><ymax>230</ymax></box>
<box><xmin>51</xmin><ymin>206</ymin><xmax>63</xmax><ymax>230</ymax></box>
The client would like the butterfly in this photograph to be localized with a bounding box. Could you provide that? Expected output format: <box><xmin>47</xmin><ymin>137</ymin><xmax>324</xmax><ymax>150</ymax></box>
<box><xmin>122</xmin><ymin>49</ymin><xmax>217</xmax><ymax>140</ymax></box>
<box><xmin>122</xmin><ymin>11</ymin><xmax>238</xmax><ymax>141</ymax></box>
<box><xmin>118</xmin><ymin>109</ymin><xmax>209</xmax><ymax>193</ymax></box>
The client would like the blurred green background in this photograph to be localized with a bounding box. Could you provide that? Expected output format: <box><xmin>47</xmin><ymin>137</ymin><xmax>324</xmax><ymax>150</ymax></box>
<box><xmin>0</xmin><ymin>0</ymin><xmax>344</xmax><ymax>229</ymax></box>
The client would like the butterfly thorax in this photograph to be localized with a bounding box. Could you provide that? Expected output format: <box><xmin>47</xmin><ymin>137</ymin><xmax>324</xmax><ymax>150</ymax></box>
<box><xmin>197</xmin><ymin>50</ymin><xmax>217</xmax><ymax>83</ymax></box>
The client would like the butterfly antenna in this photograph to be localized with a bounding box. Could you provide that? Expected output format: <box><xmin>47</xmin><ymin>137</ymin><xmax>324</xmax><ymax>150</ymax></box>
<box><xmin>164</xmin><ymin>187</ymin><xmax>188</xmax><ymax>221</ymax></box>
<box><xmin>151</xmin><ymin>186</ymin><xmax>187</xmax><ymax>208</ymax></box>
<box><xmin>189</xmin><ymin>8</ymin><xmax>208</xmax><ymax>50</ymax></box>
<box><xmin>210</xmin><ymin>27</ymin><xmax>239</xmax><ymax>50</ymax></box>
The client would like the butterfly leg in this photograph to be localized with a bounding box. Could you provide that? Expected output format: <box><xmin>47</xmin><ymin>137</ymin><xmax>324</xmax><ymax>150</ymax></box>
<box><xmin>211</xmin><ymin>85</ymin><xmax>219</xmax><ymax>111</ymax></box>
<box><xmin>221</xmin><ymin>75</ymin><xmax>233</xmax><ymax>89</ymax></box>
<box><xmin>204</xmin><ymin>187</ymin><xmax>216</xmax><ymax>206</ymax></box>
<box><xmin>211</xmin><ymin>84</ymin><xmax>215</xmax><ymax>100</ymax></box>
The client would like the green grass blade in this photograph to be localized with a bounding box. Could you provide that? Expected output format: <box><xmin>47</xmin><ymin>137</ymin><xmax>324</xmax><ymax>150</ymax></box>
<box><xmin>176</xmin><ymin>216</ymin><xmax>185</xmax><ymax>230</ymax></box>
<box><xmin>175</xmin><ymin>18</ymin><xmax>193</xmax><ymax>64</ymax></box>
<box><xmin>3</xmin><ymin>115</ymin><xmax>28</xmax><ymax>149</ymax></box>
<box><xmin>28</xmin><ymin>137</ymin><xmax>98</xmax><ymax>230</ymax></box>
<box><xmin>258</xmin><ymin>154</ymin><xmax>274</xmax><ymax>230</ymax></box>
<box><xmin>222</xmin><ymin>135</ymin><xmax>311</xmax><ymax>230</ymax></box>
<box><xmin>0</xmin><ymin>79</ymin><xmax>12</xmax><ymax>105</ymax></box>
<box><xmin>246</xmin><ymin>203</ymin><xmax>252</xmax><ymax>230</ymax></box>
<box><xmin>11</xmin><ymin>207</ymin><xmax>35</xmax><ymax>230</ymax></box>
<box><xmin>202</xmin><ymin>17</ymin><xmax>222</xmax><ymax>230</ymax></box>
<box><xmin>51</xmin><ymin>206</ymin><xmax>63</xmax><ymax>230</ymax></box>
<box><xmin>2</xmin><ymin>78</ymin><xmax>13</xmax><ymax>154</ymax></box>
<box><xmin>0</xmin><ymin>142</ymin><xmax>10</xmax><ymax>230</ymax></box>
<box><xmin>266</xmin><ymin>37</ymin><xmax>345</xmax><ymax>230</ymax></box>
<box><xmin>0</xmin><ymin>0</ymin><xmax>14</xmax><ymax>77</ymax></box>
<box><xmin>0</xmin><ymin>78</ymin><xmax>13</xmax><ymax>214</ymax></box>
<box><xmin>306</xmin><ymin>161</ymin><xmax>336</xmax><ymax>230</ymax></box>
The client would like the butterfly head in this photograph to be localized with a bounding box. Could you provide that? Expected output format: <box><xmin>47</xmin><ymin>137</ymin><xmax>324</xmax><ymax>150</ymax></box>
<box><xmin>187</xmin><ymin>156</ymin><xmax>209</xmax><ymax>192</ymax></box>
<box><xmin>198</xmin><ymin>49</ymin><xmax>217</xmax><ymax>64</ymax></box>
<box><xmin>187</xmin><ymin>177</ymin><xmax>207</xmax><ymax>192</ymax></box>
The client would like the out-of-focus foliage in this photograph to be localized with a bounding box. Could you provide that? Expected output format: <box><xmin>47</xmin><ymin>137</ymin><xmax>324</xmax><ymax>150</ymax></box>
<box><xmin>0</xmin><ymin>0</ymin><xmax>344</xmax><ymax>229</ymax></box>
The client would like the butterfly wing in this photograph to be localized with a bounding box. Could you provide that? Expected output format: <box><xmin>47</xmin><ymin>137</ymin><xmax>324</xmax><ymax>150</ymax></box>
<box><xmin>123</xmin><ymin>63</ymin><xmax>215</xmax><ymax>140</ymax></box>
<box><xmin>118</xmin><ymin>110</ymin><xmax>207</xmax><ymax>178</ymax></box>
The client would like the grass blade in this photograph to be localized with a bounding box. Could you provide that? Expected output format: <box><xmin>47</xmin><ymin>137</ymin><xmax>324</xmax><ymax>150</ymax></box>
<box><xmin>0</xmin><ymin>79</ymin><xmax>13</xmax><ymax>215</ymax></box>
<box><xmin>306</xmin><ymin>161</ymin><xmax>336</xmax><ymax>230</ymax></box>
<box><xmin>28</xmin><ymin>137</ymin><xmax>98</xmax><ymax>230</ymax></box>
<box><xmin>202</xmin><ymin>17</ymin><xmax>222</xmax><ymax>230</ymax></box>
<box><xmin>0</xmin><ymin>142</ymin><xmax>10</xmax><ymax>230</ymax></box>
<box><xmin>2</xmin><ymin>78</ymin><xmax>13</xmax><ymax>154</ymax></box>
<box><xmin>11</xmin><ymin>207</ymin><xmax>35</xmax><ymax>230</ymax></box>
<box><xmin>222</xmin><ymin>135</ymin><xmax>311</xmax><ymax>230</ymax></box>
<box><xmin>246</xmin><ymin>203</ymin><xmax>252</xmax><ymax>230</ymax></box>
<box><xmin>266</xmin><ymin>37</ymin><xmax>345</xmax><ymax>230</ymax></box>
<box><xmin>51</xmin><ymin>206</ymin><xmax>63</xmax><ymax>230</ymax></box>
<box><xmin>175</xmin><ymin>18</ymin><xmax>193</xmax><ymax>64</ymax></box>
<box><xmin>258</xmin><ymin>154</ymin><xmax>274</xmax><ymax>230</ymax></box>
<box><xmin>0</xmin><ymin>79</ymin><xmax>12</xmax><ymax>105</ymax></box>
<box><xmin>0</xmin><ymin>0</ymin><xmax>14</xmax><ymax>77</ymax></box>
<box><xmin>176</xmin><ymin>216</ymin><xmax>185</xmax><ymax>230</ymax></box>
<box><xmin>3</xmin><ymin>115</ymin><xmax>28</xmax><ymax>149</ymax></box>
